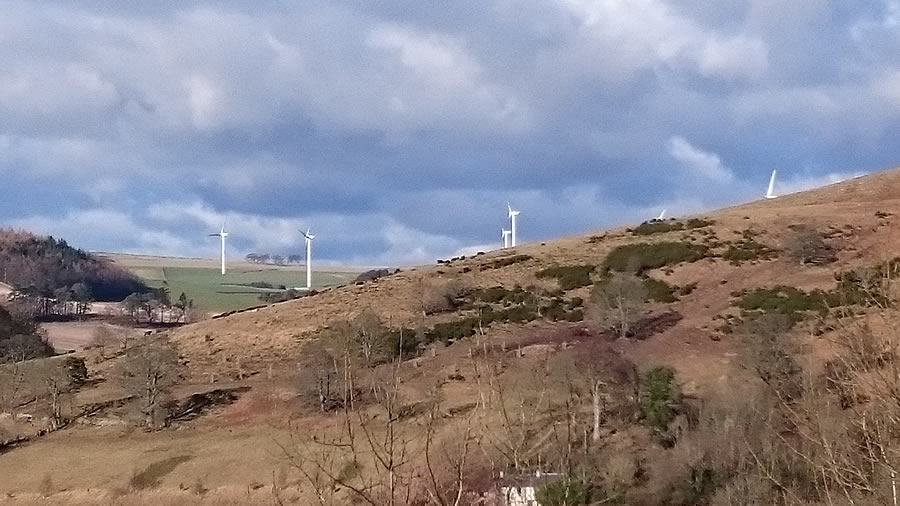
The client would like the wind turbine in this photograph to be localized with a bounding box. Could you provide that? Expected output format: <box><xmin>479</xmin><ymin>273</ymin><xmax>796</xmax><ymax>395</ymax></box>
<box><xmin>765</xmin><ymin>170</ymin><xmax>777</xmax><ymax>199</ymax></box>
<box><xmin>501</xmin><ymin>228</ymin><xmax>511</xmax><ymax>249</ymax></box>
<box><xmin>208</xmin><ymin>223</ymin><xmax>228</xmax><ymax>276</ymax></box>
<box><xmin>507</xmin><ymin>203</ymin><xmax>520</xmax><ymax>247</ymax></box>
<box><xmin>655</xmin><ymin>209</ymin><xmax>667</xmax><ymax>221</ymax></box>
<box><xmin>300</xmin><ymin>228</ymin><xmax>315</xmax><ymax>290</ymax></box>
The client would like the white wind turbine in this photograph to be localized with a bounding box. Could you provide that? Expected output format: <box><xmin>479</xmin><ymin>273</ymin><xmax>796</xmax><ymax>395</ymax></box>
<box><xmin>208</xmin><ymin>223</ymin><xmax>228</xmax><ymax>276</ymax></box>
<box><xmin>507</xmin><ymin>203</ymin><xmax>520</xmax><ymax>247</ymax></box>
<box><xmin>765</xmin><ymin>170</ymin><xmax>778</xmax><ymax>199</ymax></box>
<box><xmin>300</xmin><ymin>228</ymin><xmax>315</xmax><ymax>290</ymax></box>
<box><xmin>501</xmin><ymin>228</ymin><xmax>511</xmax><ymax>249</ymax></box>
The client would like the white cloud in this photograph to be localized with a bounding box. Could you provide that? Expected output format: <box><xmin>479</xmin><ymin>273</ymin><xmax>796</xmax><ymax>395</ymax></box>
<box><xmin>697</xmin><ymin>35</ymin><xmax>768</xmax><ymax>80</ymax></box>
<box><xmin>774</xmin><ymin>171</ymin><xmax>867</xmax><ymax>196</ymax></box>
<box><xmin>557</xmin><ymin>0</ymin><xmax>768</xmax><ymax>81</ymax></box>
<box><xmin>668</xmin><ymin>136</ymin><xmax>734</xmax><ymax>183</ymax></box>
<box><xmin>184</xmin><ymin>74</ymin><xmax>225</xmax><ymax>131</ymax></box>
<box><xmin>8</xmin><ymin>209</ymin><xmax>195</xmax><ymax>257</ymax></box>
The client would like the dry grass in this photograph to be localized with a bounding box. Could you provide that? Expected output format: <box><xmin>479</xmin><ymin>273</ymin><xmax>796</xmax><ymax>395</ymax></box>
<box><xmin>2</xmin><ymin>486</ymin><xmax>310</xmax><ymax>505</ymax></box>
<box><xmin>3</xmin><ymin>167</ymin><xmax>900</xmax><ymax>500</ymax></box>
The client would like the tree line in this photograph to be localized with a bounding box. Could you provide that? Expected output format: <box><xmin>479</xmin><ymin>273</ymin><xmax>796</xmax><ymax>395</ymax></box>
<box><xmin>122</xmin><ymin>288</ymin><xmax>195</xmax><ymax>324</ymax></box>
<box><xmin>245</xmin><ymin>253</ymin><xmax>304</xmax><ymax>265</ymax></box>
<box><xmin>0</xmin><ymin>229</ymin><xmax>147</xmax><ymax>301</ymax></box>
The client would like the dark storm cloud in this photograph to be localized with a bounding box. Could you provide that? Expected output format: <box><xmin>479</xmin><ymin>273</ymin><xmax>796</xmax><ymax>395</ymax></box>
<box><xmin>2</xmin><ymin>0</ymin><xmax>899</xmax><ymax>263</ymax></box>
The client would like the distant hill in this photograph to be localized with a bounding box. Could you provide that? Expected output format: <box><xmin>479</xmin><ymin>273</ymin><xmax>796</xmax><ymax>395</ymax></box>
<box><xmin>0</xmin><ymin>229</ymin><xmax>147</xmax><ymax>301</ymax></box>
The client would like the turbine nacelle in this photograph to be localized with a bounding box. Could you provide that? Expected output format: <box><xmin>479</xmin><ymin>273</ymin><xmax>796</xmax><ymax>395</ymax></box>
<box><xmin>209</xmin><ymin>223</ymin><xmax>228</xmax><ymax>237</ymax></box>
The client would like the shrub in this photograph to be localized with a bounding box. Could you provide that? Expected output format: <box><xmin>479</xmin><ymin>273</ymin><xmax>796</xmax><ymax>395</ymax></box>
<box><xmin>632</xmin><ymin>220</ymin><xmax>683</xmax><ymax>236</ymax></box>
<box><xmin>480</xmin><ymin>254</ymin><xmax>532</xmax><ymax>271</ymax></box>
<box><xmin>425</xmin><ymin>318</ymin><xmax>480</xmax><ymax>344</ymax></box>
<box><xmin>536</xmin><ymin>264</ymin><xmax>596</xmax><ymax>290</ymax></box>
<box><xmin>678</xmin><ymin>282</ymin><xmax>698</xmax><ymax>296</ymax></box>
<box><xmin>631</xmin><ymin>218</ymin><xmax>714</xmax><ymax>237</ymax></box>
<box><xmin>737</xmin><ymin>314</ymin><xmax>803</xmax><ymax>399</ymax></box>
<box><xmin>246</xmin><ymin>281</ymin><xmax>274</xmax><ymax>289</ymax></box>
<box><xmin>64</xmin><ymin>356</ymin><xmax>88</xmax><ymax>387</ymax></box>
<box><xmin>642</xmin><ymin>278</ymin><xmax>678</xmax><ymax>303</ymax></box>
<box><xmin>421</xmin><ymin>280</ymin><xmax>466</xmax><ymax>315</ymax></box>
<box><xmin>564</xmin><ymin>308</ymin><xmax>585</xmax><ymax>322</ymax></box>
<box><xmin>639</xmin><ymin>366</ymin><xmax>680</xmax><ymax>433</ymax></box>
<box><xmin>685</xmin><ymin>218</ymin><xmax>714</xmax><ymax>229</ymax></box>
<box><xmin>353</xmin><ymin>269</ymin><xmax>393</xmax><ymax>283</ymax></box>
<box><xmin>603</xmin><ymin>242</ymin><xmax>709</xmax><ymax>274</ymax></box>
<box><xmin>720</xmin><ymin>239</ymin><xmax>777</xmax><ymax>264</ymax></box>
<box><xmin>735</xmin><ymin>286</ymin><xmax>829</xmax><ymax>315</ymax></box>
<box><xmin>783</xmin><ymin>225</ymin><xmax>836</xmax><ymax>266</ymax></box>
<box><xmin>381</xmin><ymin>328</ymin><xmax>420</xmax><ymax>359</ymax></box>
<box><xmin>500</xmin><ymin>304</ymin><xmax>539</xmax><ymax>323</ymax></box>
<box><xmin>471</xmin><ymin>286</ymin><xmax>529</xmax><ymax>305</ymax></box>
<box><xmin>259</xmin><ymin>289</ymin><xmax>308</xmax><ymax>303</ymax></box>
<box><xmin>536</xmin><ymin>478</ymin><xmax>592</xmax><ymax>506</ymax></box>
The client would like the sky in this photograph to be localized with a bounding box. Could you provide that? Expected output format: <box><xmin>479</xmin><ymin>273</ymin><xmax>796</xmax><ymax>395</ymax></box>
<box><xmin>1</xmin><ymin>1</ymin><xmax>898</xmax><ymax>266</ymax></box>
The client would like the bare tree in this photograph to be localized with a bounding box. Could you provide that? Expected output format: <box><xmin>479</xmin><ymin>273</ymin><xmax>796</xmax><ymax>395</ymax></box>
<box><xmin>35</xmin><ymin>361</ymin><xmax>73</xmax><ymax>430</ymax></box>
<box><xmin>299</xmin><ymin>342</ymin><xmax>340</xmax><ymax>413</ymax></box>
<box><xmin>115</xmin><ymin>339</ymin><xmax>179</xmax><ymax>429</ymax></box>
<box><xmin>353</xmin><ymin>311</ymin><xmax>385</xmax><ymax>365</ymax></box>
<box><xmin>589</xmin><ymin>273</ymin><xmax>648</xmax><ymax>339</ymax></box>
<box><xmin>90</xmin><ymin>325</ymin><xmax>122</xmax><ymax>359</ymax></box>
<box><xmin>0</xmin><ymin>356</ymin><xmax>27</xmax><ymax>414</ymax></box>
<box><xmin>284</xmin><ymin>346</ymin><xmax>432</xmax><ymax>506</ymax></box>
<box><xmin>423</xmin><ymin>397</ymin><xmax>479</xmax><ymax>506</ymax></box>
<box><xmin>572</xmin><ymin>342</ymin><xmax>636</xmax><ymax>444</ymax></box>
<box><xmin>528</xmin><ymin>279</ymin><xmax>560</xmax><ymax>319</ymax></box>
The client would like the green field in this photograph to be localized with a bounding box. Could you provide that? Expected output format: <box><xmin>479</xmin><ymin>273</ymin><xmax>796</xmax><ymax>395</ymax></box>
<box><xmin>103</xmin><ymin>254</ymin><xmax>363</xmax><ymax>313</ymax></box>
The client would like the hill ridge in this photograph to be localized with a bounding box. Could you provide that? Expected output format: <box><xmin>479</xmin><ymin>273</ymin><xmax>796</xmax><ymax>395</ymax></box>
<box><xmin>171</xmin><ymin>166</ymin><xmax>900</xmax><ymax>384</ymax></box>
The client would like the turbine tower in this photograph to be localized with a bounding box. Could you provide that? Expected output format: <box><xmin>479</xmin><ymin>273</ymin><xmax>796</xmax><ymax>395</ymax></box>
<box><xmin>208</xmin><ymin>223</ymin><xmax>228</xmax><ymax>276</ymax></box>
<box><xmin>507</xmin><ymin>203</ymin><xmax>520</xmax><ymax>247</ymax></box>
<box><xmin>765</xmin><ymin>170</ymin><xmax>777</xmax><ymax>199</ymax></box>
<box><xmin>501</xmin><ymin>228</ymin><xmax>511</xmax><ymax>249</ymax></box>
<box><xmin>300</xmin><ymin>228</ymin><xmax>315</xmax><ymax>290</ymax></box>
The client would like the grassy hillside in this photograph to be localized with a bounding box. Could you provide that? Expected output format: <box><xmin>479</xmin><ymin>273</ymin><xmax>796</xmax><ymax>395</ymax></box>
<box><xmin>7</xmin><ymin>167</ymin><xmax>900</xmax><ymax>504</ymax></box>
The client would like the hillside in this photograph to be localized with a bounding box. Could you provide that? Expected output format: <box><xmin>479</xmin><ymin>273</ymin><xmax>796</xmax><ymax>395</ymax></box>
<box><xmin>169</xmin><ymin>169</ymin><xmax>888</xmax><ymax>387</ymax></box>
<box><xmin>5</xmin><ymin>168</ymin><xmax>900</xmax><ymax>504</ymax></box>
<box><xmin>0</xmin><ymin>230</ymin><xmax>146</xmax><ymax>301</ymax></box>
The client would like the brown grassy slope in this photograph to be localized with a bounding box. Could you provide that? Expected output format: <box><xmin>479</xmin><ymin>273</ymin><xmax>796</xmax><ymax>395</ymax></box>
<box><xmin>170</xmin><ymin>167</ymin><xmax>900</xmax><ymax>389</ymax></box>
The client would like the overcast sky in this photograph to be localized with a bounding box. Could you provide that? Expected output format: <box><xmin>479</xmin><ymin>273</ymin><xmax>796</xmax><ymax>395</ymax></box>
<box><xmin>1</xmin><ymin>1</ymin><xmax>898</xmax><ymax>265</ymax></box>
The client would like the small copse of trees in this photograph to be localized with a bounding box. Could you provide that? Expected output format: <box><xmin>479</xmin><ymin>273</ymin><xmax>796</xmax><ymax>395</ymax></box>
<box><xmin>0</xmin><ymin>229</ymin><xmax>147</xmax><ymax>301</ymax></box>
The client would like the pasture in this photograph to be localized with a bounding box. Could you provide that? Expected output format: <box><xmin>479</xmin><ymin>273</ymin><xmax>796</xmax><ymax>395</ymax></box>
<box><xmin>100</xmin><ymin>254</ymin><xmax>365</xmax><ymax>313</ymax></box>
